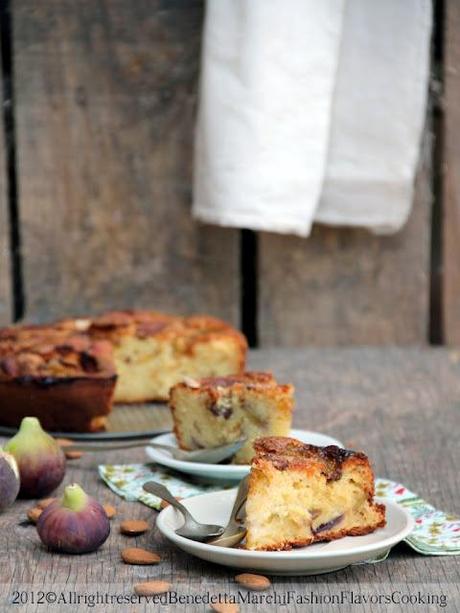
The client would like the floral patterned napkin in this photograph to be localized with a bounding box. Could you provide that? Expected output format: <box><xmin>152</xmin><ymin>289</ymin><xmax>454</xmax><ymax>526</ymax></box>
<box><xmin>99</xmin><ymin>463</ymin><xmax>460</xmax><ymax>556</ymax></box>
<box><xmin>375</xmin><ymin>479</ymin><xmax>460</xmax><ymax>555</ymax></box>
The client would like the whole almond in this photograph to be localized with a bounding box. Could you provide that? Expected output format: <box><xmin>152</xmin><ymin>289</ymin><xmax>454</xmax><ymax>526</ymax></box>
<box><xmin>121</xmin><ymin>547</ymin><xmax>160</xmax><ymax>565</ymax></box>
<box><xmin>27</xmin><ymin>507</ymin><xmax>42</xmax><ymax>524</ymax></box>
<box><xmin>64</xmin><ymin>449</ymin><xmax>83</xmax><ymax>460</ymax></box>
<box><xmin>56</xmin><ymin>438</ymin><xmax>83</xmax><ymax>458</ymax></box>
<box><xmin>56</xmin><ymin>438</ymin><xmax>73</xmax><ymax>447</ymax></box>
<box><xmin>234</xmin><ymin>573</ymin><xmax>271</xmax><ymax>591</ymax></box>
<box><xmin>134</xmin><ymin>580</ymin><xmax>171</xmax><ymax>596</ymax></box>
<box><xmin>103</xmin><ymin>504</ymin><xmax>117</xmax><ymax>519</ymax></box>
<box><xmin>182</xmin><ymin>376</ymin><xmax>200</xmax><ymax>388</ymax></box>
<box><xmin>37</xmin><ymin>498</ymin><xmax>56</xmax><ymax>510</ymax></box>
<box><xmin>120</xmin><ymin>519</ymin><xmax>149</xmax><ymax>535</ymax></box>
<box><xmin>211</xmin><ymin>604</ymin><xmax>240</xmax><ymax>613</ymax></box>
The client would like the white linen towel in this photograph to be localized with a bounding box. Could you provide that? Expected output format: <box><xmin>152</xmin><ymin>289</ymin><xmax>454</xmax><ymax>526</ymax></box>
<box><xmin>193</xmin><ymin>0</ymin><xmax>432</xmax><ymax>237</ymax></box>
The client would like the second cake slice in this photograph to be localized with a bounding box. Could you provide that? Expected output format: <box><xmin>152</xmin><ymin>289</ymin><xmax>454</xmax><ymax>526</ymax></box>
<box><xmin>169</xmin><ymin>372</ymin><xmax>294</xmax><ymax>464</ymax></box>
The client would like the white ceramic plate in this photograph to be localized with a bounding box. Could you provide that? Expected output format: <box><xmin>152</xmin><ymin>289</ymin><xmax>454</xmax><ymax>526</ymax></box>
<box><xmin>156</xmin><ymin>490</ymin><xmax>414</xmax><ymax>575</ymax></box>
<box><xmin>145</xmin><ymin>429</ymin><xmax>344</xmax><ymax>481</ymax></box>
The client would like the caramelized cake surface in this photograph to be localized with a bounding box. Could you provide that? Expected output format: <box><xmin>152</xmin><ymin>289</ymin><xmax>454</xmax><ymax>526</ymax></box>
<box><xmin>0</xmin><ymin>325</ymin><xmax>116</xmax><ymax>432</ymax></box>
<box><xmin>245</xmin><ymin>437</ymin><xmax>386</xmax><ymax>550</ymax></box>
<box><xmin>169</xmin><ymin>372</ymin><xmax>294</xmax><ymax>464</ymax></box>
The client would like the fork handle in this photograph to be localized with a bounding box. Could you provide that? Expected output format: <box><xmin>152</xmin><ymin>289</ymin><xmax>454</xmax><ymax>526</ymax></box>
<box><xmin>232</xmin><ymin>475</ymin><xmax>249</xmax><ymax>518</ymax></box>
<box><xmin>63</xmin><ymin>441</ymin><xmax>176</xmax><ymax>453</ymax></box>
<box><xmin>67</xmin><ymin>440</ymin><xmax>153</xmax><ymax>452</ymax></box>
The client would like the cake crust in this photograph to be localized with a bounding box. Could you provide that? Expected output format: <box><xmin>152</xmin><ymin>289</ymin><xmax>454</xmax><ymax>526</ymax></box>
<box><xmin>0</xmin><ymin>326</ymin><xmax>116</xmax><ymax>432</ymax></box>
<box><xmin>252</xmin><ymin>437</ymin><xmax>368</xmax><ymax>480</ymax></box>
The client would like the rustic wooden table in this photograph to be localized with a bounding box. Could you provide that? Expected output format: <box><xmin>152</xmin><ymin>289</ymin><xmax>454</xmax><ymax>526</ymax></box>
<box><xmin>1</xmin><ymin>348</ymin><xmax>459</xmax><ymax>612</ymax></box>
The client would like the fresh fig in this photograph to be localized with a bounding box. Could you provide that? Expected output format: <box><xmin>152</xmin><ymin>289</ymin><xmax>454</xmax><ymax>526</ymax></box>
<box><xmin>0</xmin><ymin>449</ymin><xmax>20</xmax><ymax>510</ymax></box>
<box><xmin>37</xmin><ymin>483</ymin><xmax>110</xmax><ymax>554</ymax></box>
<box><xmin>4</xmin><ymin>417</ymin><xmax>66</xmax><ymax>498</ymax></box>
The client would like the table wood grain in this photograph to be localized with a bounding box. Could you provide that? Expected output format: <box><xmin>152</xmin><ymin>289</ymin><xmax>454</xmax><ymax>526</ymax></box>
<box><xmin>1</xmin><ymin>348</ymin><xmax>459</xmax><ymax>612</ymax></box>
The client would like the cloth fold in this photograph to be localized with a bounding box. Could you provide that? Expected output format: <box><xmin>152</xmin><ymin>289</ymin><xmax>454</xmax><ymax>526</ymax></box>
<box><xmin>99</xmin><ymin>463</ymin><xmax>460</xmax><ymax>557</ymax></box>
<box><xmin>193</xmin><ymin>0</ymin><xmax>432</xmax><ymax>237</ymax></box>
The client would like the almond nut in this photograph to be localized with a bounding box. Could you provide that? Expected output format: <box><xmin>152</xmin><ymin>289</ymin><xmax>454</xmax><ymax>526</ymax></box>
<box><xmin>133</xmin><ymin>580</ymin><xmax>171</xmax><ymax>596</ymax></box>
<box><xmin>120</xmin><ymin>519</ymin><xmax>149</xmax><ymax>535</ymax></box>
<box><xmin>103</xmin><ymin>504</ymin><xmax>117</xmax><ymax>519</ymax></box>
<box><xmin>183</xmin><ymin>376</ymin><xmax>200</xmax><ymax>388</ymax></box>
<box><xmin>211</xmin><ymin>604</ymin><xmax>240</xmax><ymax>613</ymax></box>
<box><xmin>234</xmin><ymin>573</ymin><xmax>271</xmax><ymax>591</ymax></box>
<box><xmin>56</xmin><ymin>438</ymin><xmax>74</xmax><ymax>447</ymax></box>
<box><xmin>121</xmin><ymin>547</ymin><xmax>160</xmax><ymax>565</ymax></box>
<box><xmin>27</xmin><ymin>507</ymin><xmax>43</xmax><ymax>524</ymax></box>
<box><xmin>64</xmin><ymin>449</ymin><xmax>83</xmax><ymax>460</ymax></box>
<box><xmin>56</xmin><ymin>438</ymin><xmax>83</xmax><ymax>458</ymax></box>
<box><xmin>37</xmin><ymin>498</ymin><xmax>56</xmax><ymax>510</ymax></box>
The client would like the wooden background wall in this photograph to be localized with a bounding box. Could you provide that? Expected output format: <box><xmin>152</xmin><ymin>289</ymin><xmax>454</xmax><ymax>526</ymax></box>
<box><xmin>0</xmin><ymin>0</ymin><xmax>456</xmax><ymax>347</ymax></box>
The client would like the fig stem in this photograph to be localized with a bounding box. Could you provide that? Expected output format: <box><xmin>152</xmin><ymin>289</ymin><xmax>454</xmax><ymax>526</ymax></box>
<box><xmin>62</xmin><ymin>484</ymin><xmax>87</xmax><ymax>512</ymax></box>
<box><xmin>19</xmin><ymin>416</ymin><xmax>42</xmax><ymax>433</ymax></box>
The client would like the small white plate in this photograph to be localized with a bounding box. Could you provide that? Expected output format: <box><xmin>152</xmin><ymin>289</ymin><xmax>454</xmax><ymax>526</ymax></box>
<box><xmin>145</xmin><ymin>429</ymin><xmax>343</xmax><ymax>481</ymax></box>
<box><xmin>156</xmin><ymin>490</ymin><xmax>414</xmax><ymax>576</ymax></box>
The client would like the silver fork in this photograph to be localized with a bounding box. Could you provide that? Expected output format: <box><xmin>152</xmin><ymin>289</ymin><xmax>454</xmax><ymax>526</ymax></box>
<box><xmin>67</xmin><ymin>437</ymin><xmax>247</xmax><ymax>464</ymax></box>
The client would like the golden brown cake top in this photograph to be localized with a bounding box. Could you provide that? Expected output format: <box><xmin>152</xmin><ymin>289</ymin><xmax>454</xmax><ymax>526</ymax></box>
<box><xmin>0</xmin><ymin>318</ymin><xmax>87</xmax><ymax>342</ymax></box>
<box><xmin>0</xmin><ymin>309</ymin><xmax>247</xmax><ymax>381</ymax></box>
<box><xmin>173</xmin><ymin>373</ymin><xmax>294</xmax><ymax>404</ymax></box>
<box><xmin>184</xmin><ymin>371</ymin><xmax>277</xmax><ymax>390</ymax></box>
<box><xmin>0</xmin><ymin>326</ymin><xmax>115</xmax><ymax>380</ymax></box>
<box><xmin>253</xmin><ymin>437</ymin><xmax>368</xmax><ymax>481</ymax></box>
<box><xmin>89</xmin><ymin>310</ymin><xmax>175</xmax><ymax>338</ymax></box>
<box><xmin>89</xmin><ymin>310</ymin><xmax>248</xmax><ymax>353</ymax></box>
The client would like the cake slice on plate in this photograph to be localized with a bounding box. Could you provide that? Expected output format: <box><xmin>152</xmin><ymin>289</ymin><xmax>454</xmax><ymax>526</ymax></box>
<box><xmin>169</xmin><ymin>372</ymin><xmax>294</xmax><ymax>464</ymax></box>
<box><xmin>245</xmin><ymin>437</ymin><xmax>386</xmax><ymax>550</ymax></box>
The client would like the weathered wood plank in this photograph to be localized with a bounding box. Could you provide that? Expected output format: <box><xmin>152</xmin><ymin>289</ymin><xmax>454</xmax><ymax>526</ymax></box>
<box><xmin>0</xmin><ymin>348</ymin><xmax>459</xmax><ymax>611</ymax></box>
<box><xmin>0</xmin><ymin>174</ymin><xmax>11</xmax><ymax>326</ymax></box>
<box><xmin>0</xmin><ymin>26</ymin><xmax>12</xmax><ymax>326</ymax></box>
<box><xmin>258</xmin><ymin>133</ymin><xmax>432</xmax><ymax>346</ymax></box>
<box><xmin>443</xmin><ymin>0</ymin><xmax>460</xmax><ymax>345</ymax></box>
<box><xmin>13</xmin><ymin>0</ymin><xmax>239</xmax><ymax>325</ymax></box>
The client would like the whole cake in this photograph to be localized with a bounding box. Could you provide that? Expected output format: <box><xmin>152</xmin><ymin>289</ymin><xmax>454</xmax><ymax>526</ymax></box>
<box><xmin>0</xmin><ymin>324</ymin><xmax>116</xmax><ymax>432</ymax></box>
<box><xmin>0</xmin><ymin>311</ymin><xmax>247</xmax><ymax>432</ymax></box>
<box><xmin>89</xmin><ymin>311</ymin><xmax>247</xmax><ymax>403</ymax></box>
<box><xmin>169</xmin><ymin>372</ymin><xmax>294</xmax><ymax>464</ymax></box>
<box><xmin>245</xmin><ymin>437</ymin><xmax>386</xmax><ymax>550</ymax></box>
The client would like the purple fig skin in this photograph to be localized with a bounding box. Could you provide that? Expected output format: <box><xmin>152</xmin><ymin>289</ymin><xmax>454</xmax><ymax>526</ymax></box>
<box><xmin>4</xmin><ymin>417</ymin><xmax>66</xmax><ymax>498</ymax></box>
<box><xmin>37</xmin><ymin>484</ymin><xmax>110</xmax><ymax>554</ymax></box>
<box><xmin>0</xmin><ymin>451</ymin><xmax>20</xmax><ymax>511</ymax></box>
